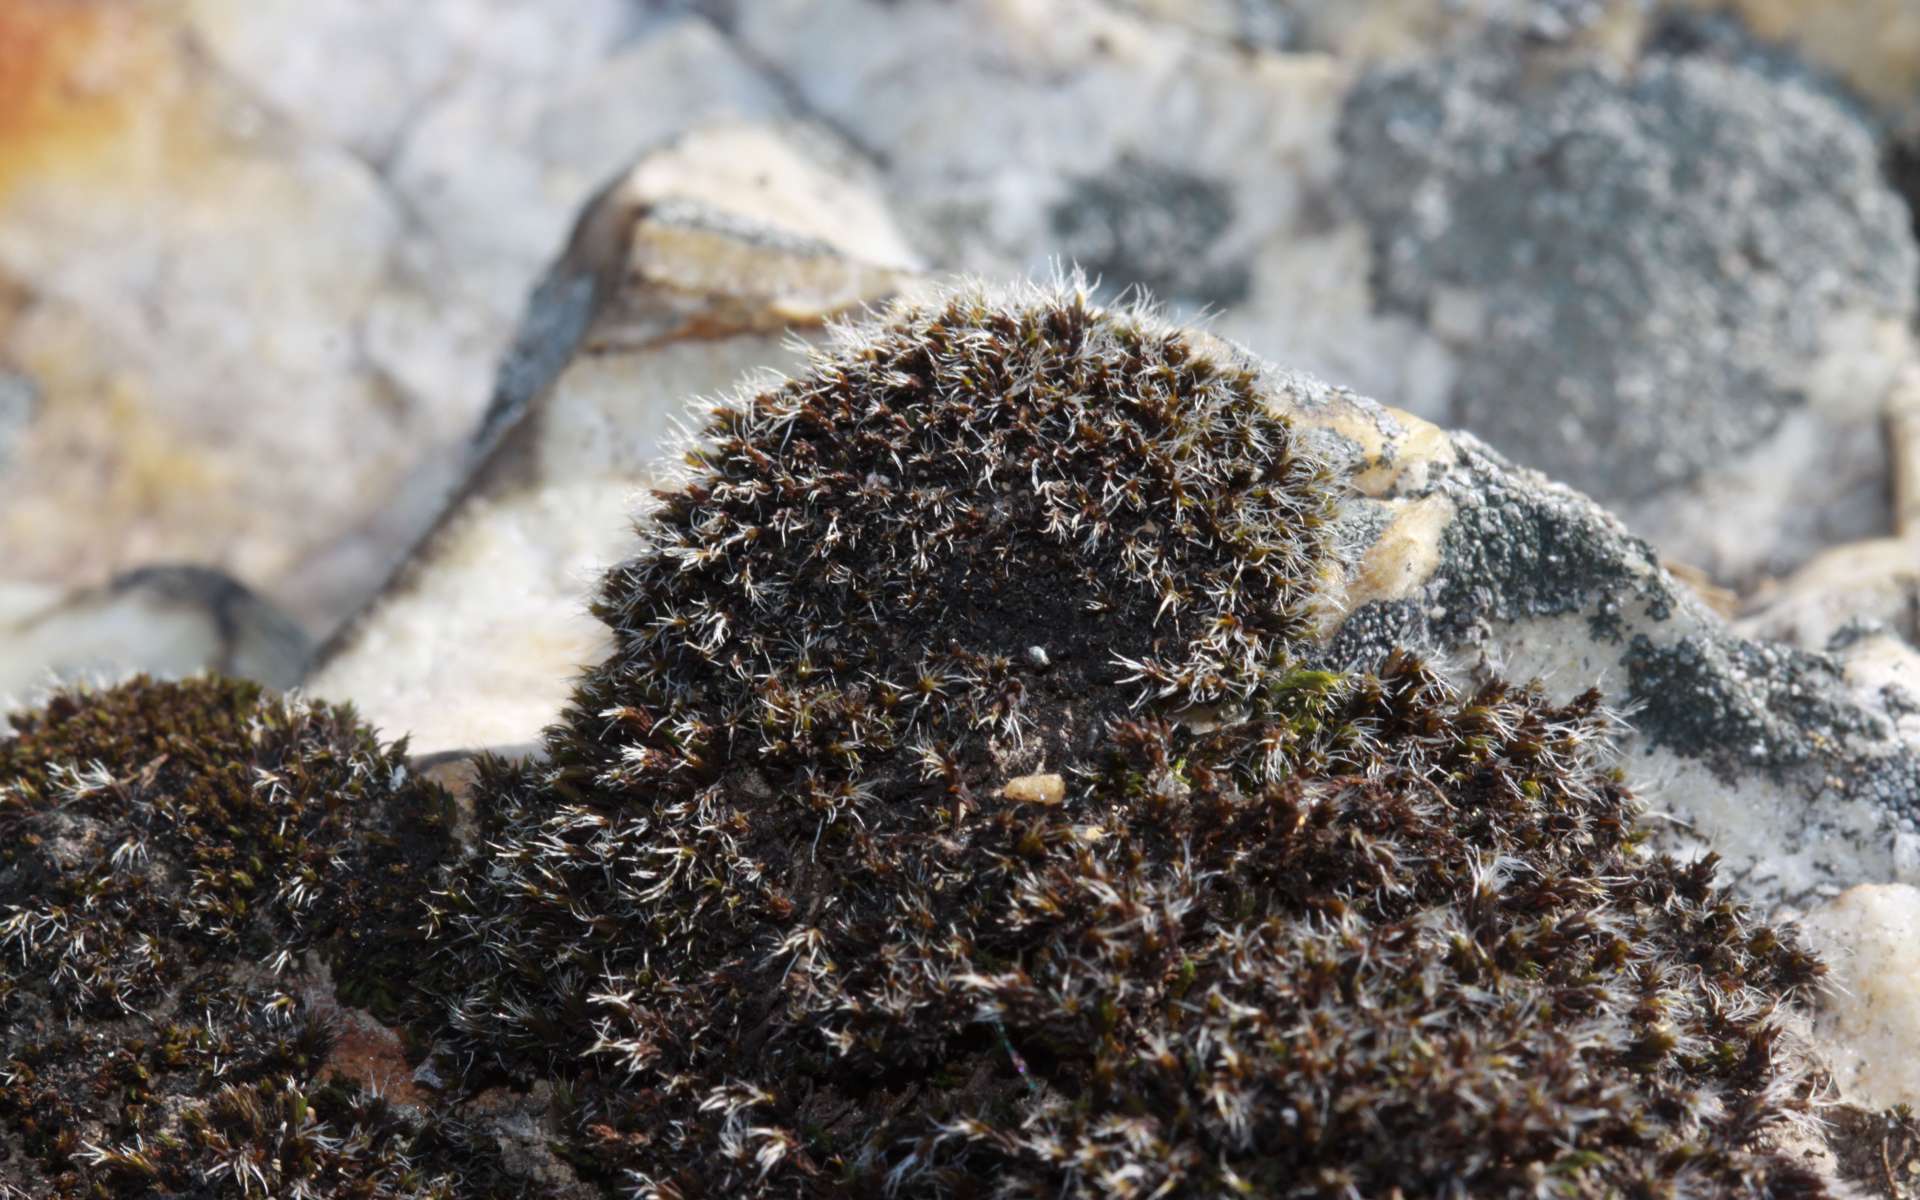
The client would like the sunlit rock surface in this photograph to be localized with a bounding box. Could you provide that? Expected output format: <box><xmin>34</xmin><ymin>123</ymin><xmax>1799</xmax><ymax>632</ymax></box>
<box><xmin>307</xmin><ymin>122</ymin><xmax>918</xmax><ymax>753</ymax></box>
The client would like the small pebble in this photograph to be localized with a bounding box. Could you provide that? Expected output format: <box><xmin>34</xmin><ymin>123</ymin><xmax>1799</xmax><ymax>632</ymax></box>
<box><xmin>1002</xmin><ymin>772</ymin><xmax>1065</xmax><ymax>805</ymax></box>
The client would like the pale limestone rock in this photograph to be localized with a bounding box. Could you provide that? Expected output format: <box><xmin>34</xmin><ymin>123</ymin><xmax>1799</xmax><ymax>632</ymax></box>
<box><xmin>182</xmin><ymin>0</ymin><xmax>643</xmax><ymax>163</ymax></box>
<box><xmin>0</xmin><ymin>0</ymin><xmax>410</xmax><ymax>628</ymax></box>
<box><xmin>0</xmin><ymin>3</ymin><xmax>792</xmax><ymax>651</ymax></box>
<box><xmin>1796</xmin><ymin>884</ymin><xmax>1920</xmax><ymax>1108</ymax></box>
<box><xmin>383</xmin><ymin>16</ymin><xmax>785</xmax><ymax>312</ymax></box>
<box><xmin>0</xmin><ymin>566</ymin><xmax>310</xmax><ymax>703</ymax></box>
<box><xmin>723</xmin><ymin>0</ymin><xmax>1460</xmax><ymax>424</ymax></box>
<box><xmin>308</xmin><ymin>124</ymin><xmax>916</xmax><ymax>754</ymax></box>
<box><xmin>1738</xmin><ymin>539</ymin><xmax>1920</xmax><ymax>651</ymax></box>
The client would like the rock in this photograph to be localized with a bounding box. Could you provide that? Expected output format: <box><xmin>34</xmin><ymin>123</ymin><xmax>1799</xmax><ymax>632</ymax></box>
<box><xmin>1825</xmin><ymin>1105</ymin><xmax>1920</xmax><ymax>1200</ymax></box>
<box><xmin>1338</xmin><ymin>43</ymin><xmax>1920</xmax><ymax>584</ymax></box>
<box><xmin>1737</xmin><ymin>539</ymin><xmax>1920</xmax><ymax>650</ymax></box>
<box><xmin>0</xmin><ymin>0</ymin><xmax>423</xmax><ymax>631</ymax></box>
<box><xmin>720</xmin><ymin>0</ymin><xmax>1461</xmax><ymax>423</ymax></box>
<box><xmin>19</xmin><ymin>0</ymin><xmax>1906</xmax><ymax>684</ymax></box>
<box><xmin>1001</xmin><ymin>773</ymin><xmax>1067</xmax><ymax>805</ymax></box>
<box><xmin>1296</xmin><ymin>388</ymin><xmax>1920</xmax><ymax>907</ymax></box>
<box><xmin>0</xmin><ymin>3</ymin><xmax>791</xmax><ymax>641</ymax></box>
<box><xmin>0</xmin><ymin>676</ymin><xmax>534</xmax><ymax>1197</ymax></box>
<box><xmin>460</xmin><ymin>1083</ymin><xmax>598</xmax><ymax>1200</ymax></box>
<box><xmin>296</xmin><ymin>956</ymin><xmax>432</xmax><ymax>1107</ymax></box>
<box><xmin>306</xmin><ymin>122</ymin><xmax>916</xmax><ymax>754</ymax></box>
<box><xmin>1674</xmin><ymin>0</ymin><xmax>1920</xmax><ymax>134</ymax></box>
<box><xmin>1102</xmin><ymin>0</ymin><xmax>1301</xmax><ymax>50</ymax></box>
<box><xmin>1274</xmin><ymin>0</ymin><xmax>1650</xmax><ymax>58</ymax></box>
<box><xmin>0</xmin><ymin>369</ymin><xmax>34</xmax><ymax>469</ymax></box>
<box><xmin>1797</xmin><ymin>884</ymin><xmax>1920</xmax><ymax>1108</ymax></box>
<box><xmin>0</xmin><ymin>565</ymin><xmax>310</xmax><ymax>701</ymax></box>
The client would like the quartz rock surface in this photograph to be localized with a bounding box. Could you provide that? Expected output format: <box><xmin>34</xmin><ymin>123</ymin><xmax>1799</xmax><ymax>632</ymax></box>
<box><xmin>1797</xmin><ymin>884</ymin><xmax>1920</xmax><ymax>1109</ymax></box>
<box><xmin>307</xmin><ymin>121</ymin><xmax>918</xmax><ymax>754</ymax></box>
<box><xmin>0</xmin><ymin>2</ymin><xmax>782</xmax><ymax>640</ymax></box>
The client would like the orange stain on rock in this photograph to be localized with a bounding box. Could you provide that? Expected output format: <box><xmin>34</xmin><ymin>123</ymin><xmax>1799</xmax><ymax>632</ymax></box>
<box><xmin>0</xmin><ymin>0</ymin><xmax>142</xmax><ymax>199</ymax></box>
<box><xmin>318</xmin><ymin>1003</ymin><xmax>431</xmax><ymax>1106</ymax></box>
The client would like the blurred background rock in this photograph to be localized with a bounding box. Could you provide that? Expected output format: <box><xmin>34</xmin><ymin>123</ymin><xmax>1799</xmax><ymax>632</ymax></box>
<box><xmin>3</xmin><ymin>0</ymin><xmax>1917</xmax><ymax>690</ymax></box>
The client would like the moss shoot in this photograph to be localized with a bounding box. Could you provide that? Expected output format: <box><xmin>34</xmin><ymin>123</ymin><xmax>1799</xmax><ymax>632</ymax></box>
<box><xmin>0</xmin><ymin>675</ymin><xmax>487</xmax><ymax>1199</ymax></box>
<box><xmin>421</xmin><ymin>283</ymin><xmax>1834</xmax><ymax>1197</ymax></box>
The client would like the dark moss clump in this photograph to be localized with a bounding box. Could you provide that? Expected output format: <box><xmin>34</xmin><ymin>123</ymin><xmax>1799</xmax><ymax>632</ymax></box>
<box><xmin>431</xmin><ymin>282</ymin><xmax>1336</xmax><ymax>1054</ymax></box>
<box><xmin>423</xmin><ymin>284</ymin><xmax>1833</xmax><ymax>1196</ymax></box>
<box><xmin>0</xmin><ymin>676</ymin><xmax>472</xmax><ymax>1198</ymax></box>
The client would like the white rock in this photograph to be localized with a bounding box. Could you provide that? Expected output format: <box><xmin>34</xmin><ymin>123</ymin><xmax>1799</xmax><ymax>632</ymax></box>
<box><xmin>0</xmin><ymin>4</ymin><xmax>794</xmax><ymax>661</ymax></box>
<box><xmin>0</xmin><ymin>567</ymin><xmax>309</xmax><ymax>703</ymax></box>
<box><xmin>1796</xmin><ymin>884</ymin><xmax>1920</xmax><ymax>1108</ymax></box>
<box><xmin>310</xmin><ymin>124</ymin><xmax>915</xmax><ymax>753</ymax></box>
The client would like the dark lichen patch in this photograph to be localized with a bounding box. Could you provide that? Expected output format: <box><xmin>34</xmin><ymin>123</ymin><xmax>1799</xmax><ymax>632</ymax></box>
<box><xmin>1339</xmin><ymin>44</ymin><xmax>1916</xmax><ymax>501</ymax></box>
<box><xmin>1049</xmin><ymin>157</ymin><xmax>1250</xmax><ymax>309</ymax></box>
<box><xmin>1890</xmin><ymin>135</ymin><xmax>1920</xmax><ymax>265</ymax></box>
<box><xmin>417</xmin><ymin>284</ymin><xmax>1836</xmax><ymax>1196</ymax></box>
<box><xmin>1314</xmin><ymin>596</ymin><xmax>1427</xmax><ymax>674</ymax></box>
<box><xmin>0</xmin><ymin>675</ymin><xmax>493</xmax><ymax>1198</ymax></box>
<box><xmin>1823</xmin><ymin>747</ymin><xmax>1920</xmax><ymax>829</ymax></box>
<box><xmin>1428</xmin><ymin>441</ymin><xmax>1673</xmax><ymax>646</ymax></box>
<box><xmin>1623</xmin><ymin>633</ymin><xmax>1890</xmax><ymax>783</ymax></box>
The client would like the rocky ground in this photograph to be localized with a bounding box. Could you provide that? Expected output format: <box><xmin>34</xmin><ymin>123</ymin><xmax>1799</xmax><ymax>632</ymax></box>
<box><xmin>7</xmin><ymin>0</ymin><xmax>1920</xmax><ymax>1194</ymax></box>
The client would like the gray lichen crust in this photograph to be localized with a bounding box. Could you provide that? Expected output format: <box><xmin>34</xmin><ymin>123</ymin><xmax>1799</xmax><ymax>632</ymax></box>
<box><xmin>1340</xmin><ymin>46</ymin><xmax>1918</xmax><ymax>500</ymax></box>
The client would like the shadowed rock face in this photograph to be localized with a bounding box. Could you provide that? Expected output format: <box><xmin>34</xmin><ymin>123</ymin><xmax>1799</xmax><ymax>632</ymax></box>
<box><xmin>0</xmin><ymin>566</ymin><xmax>312</xmax><ymax>701</ymax></box>
<box><xmin>1049</xmin><ymin>157</ymin><xmax>1251</xmax><ymax>307</ymax></box>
